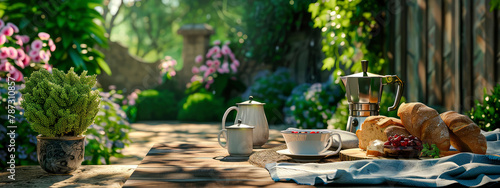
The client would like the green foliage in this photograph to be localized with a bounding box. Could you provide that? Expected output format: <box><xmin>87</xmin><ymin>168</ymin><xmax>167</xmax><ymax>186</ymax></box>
<box><xmin>245</xmin><ymin>68</ymin><xmax>297</xmax><ymax>124</ymax></box>
<box><xmin>1</xmin><ymin>0</ymin><xmax>110</xmax><ymax>75</ymax></box>
<box><xmin>284</xmin><ymin>81</ymin><xmax>345</xmax><ymax>129</ymax></box>
<box><xmin>177</xmin><ymin>91</ymin><xmax>225</xmax><ymax>122</ymax></box>
<box><xmin>309</xmin><ymin>0</ymin><xmax>387</xmax><ymax>81</ymax></box>
<box><xmin>20</xmin><ymin>68</ymin><xmax>101</xmax><ymax>137</ymax></box>
<box><xmin>469</xmin><ymin>85</ymin><xmax>500</xmax><ymax>131</ymax></box>
<box><xmin>83</xmin><ymin>97</ymin><xmax>131</xmax><ymax>165</ymax></box>
<box><xmin>243</xmin><ymin>0</ymin><xmax>315</xmax><ymax>67</ymax></box>
<box><xmin>135</xmin><ymin>89</ymin><xmax>178</xmax><ymax>121</ymax></box>
<box><xmin>420</xmin><ymin>143</ymin><xmax>440</xmax><ymax>158</ymax></box>
<box><xmin>491</xmin><ymin>0</ymin><xmax>500</xmax><ymax>11</ymax></box>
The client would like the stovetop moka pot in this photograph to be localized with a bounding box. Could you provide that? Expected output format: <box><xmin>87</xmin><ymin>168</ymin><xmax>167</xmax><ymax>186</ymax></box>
<box><xmin>340</xmin><ymin>60</ymin><xmax>404</xmax><ymax>133</ymax></box>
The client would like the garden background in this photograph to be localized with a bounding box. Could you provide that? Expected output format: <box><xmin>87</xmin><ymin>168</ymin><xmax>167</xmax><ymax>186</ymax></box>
<box><xmin>1</xmin><ymin>0</ymin><xmax>500</xmax><ymax>169</ymax></box>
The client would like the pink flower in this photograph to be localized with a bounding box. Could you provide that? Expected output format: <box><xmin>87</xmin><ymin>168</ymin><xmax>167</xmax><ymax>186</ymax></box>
<box><xmin>0</xmin><ymin>35</ymin><xmax>6</xmax><ymax>45</ymax></box>
<box><xmin>129</xmin><ymin>92</ymin><xmax>138</xmax><ymax>100</ymax></box>
<box><xmin>31</xmin><ymin>39</ymin><xmax>43</xmax><ymax>51</ymax></box>
<box><xmin>205</xmin><ymin>83</ymin><xmax>210</xmax><ymax>89</ymax></box>
<box><xmin>0</xmin><ymin>59</ymin><xmax>13</xmax><ymax>71</ymax></box>
<box><xmin>206</xmin><ymin>60</ymin><xmax>213</xmax><ymax>67</ymax></box>
<box><xmin>161</xmin><ymin>62</ymin><xmax>169</xmax><ymax>69</ymax></box>
<box><xmin>207</xmin><ymin>78</ymin><xmax>214</xmax><ymax>85</ymax></box>
<box><xmin>17</xmin><ymin>49</ymin><xmax>25</xmax><ymax>61</ymax></box>
<box><xmin>220</xmin><ymin>62</ymin><xmax>229</xmax><ymax>73</ymax></box>
<box><xmin>7</xmin><ymin>23</ymin><xmax>19</xmax><ymax>33</ymax></box>
<box><xmin>190</xmin><ymin>75</ymin><xmax>201</xmax><ymax>83</ymax></box>
<box><xmin>122</xmin><ymin>100</ymin><xmax>128</xmax><ymax>105</ymax></box>
<box><xmin>192</xmin><ymin>66</ymin><xmax>199</xmax><ymax>74</ymax></box>
<box><xmin>169</xmin><ymin>70</ymin><xmax>176</xmax><ymax>77</ymax></box>
<box><xmin>20</xmin><ymin>35</ymin><xmax>30</xmax><ymax>43</ymax></box>
<box><xmin>22</xmin><ymin>56</ymin><xmax>31</xmax><ymax>67</ymax></box>
<box><xmin>15</xmin><ymin>59</ymin><xmax>24</xmax><ymax>69</ymax></box>
<box><xmin>33</xmin><ymin>55</ymin><xmax>41</xmax><ymax>63</ymax></box>
<box><xmin>38</xmin><ymin>32</ymin><xmax>50</xmax><ymax>40</ymax></box>
<box><xmin>233</xmin><ymin>60</ymin><xmax>240</xmax><ymax>67</ymax></box>
<box><xmin>195</xmin><ymin>55</ymin><xmax>203</xmax><ymax>63</ymax></box>
<box><xmin>1</xmin><ymin>26</ymin><xmax>13</xmax><ymax>36</ymax></box>
<box><xmin>7</xmin><ymin>47</ymin><xmax>17</xmax><ymax>59</ymax></box>
<box><xmin>221</xmin><ymin>45</ymin><xmax>231</xmax><ymax>55</ymax></box>
<box><xmin>14</xmin><ymin>36</ymin><xmax>23</xmax><ymax>46</ymax></box>
<box><xmin>128</xmin><ymin>99</ymin><xmax>136</xmax><ymax>106</ymax></box>
<box><xmin>213</xmin><ymin>52</ymin><xmax>222</xmax><ymax>59</ymax></box>
<box><xmin>203</xmin><ymin>68</ymin><xmax>216</xmax><ymax>78</ymax></box>
<box><xmin>39</xmin><ymin>50</ymin><xmax>49</xmax><ymax>62</ymax></box>
<box><xmin>0</xmin><ymin>20</ymin><xmax>4</xmax><ymax>28</ymax></box>
<box><xmin>199</xmin><ymin>65</ymin><xmax>208</xmax><ymax>72</ymax></box>
<box><xmin>212</xmin><ymin>60</ymin><xmax>221</xmax><ymax>67</ymax></box>
<box><xmin>43</xmin><ymin>63</ymin><xmax>52</xmax><ymax>72</ymax></box>
<box><xmin>230</xmin><ymin>63</ymin><xmax>238</xmax><ymax>73</ymax></box>
<box><xmin>9</xmin><ymin>68</ymin><xmax>23</xmax><ymax>82</ymax></box>
<box><xmin>213</xmin><ymin>40</ymin><xmax>221</xmax><ymax>45</ymax></box>
<box><xmin>29</xmin><ymin>50</ymin><xmax>39</xmax><ymax>59</ymax></box>
<box><xmin>0</xmin><ymin>47</ymin><xmax>9</xmax><ymax>59</ymax></box>
<box><xmin>48</xmin><ymin>39</ymin><xmax>56</xmax><ymax>52</ymax></box>
<box><xmin>228</xmin><ymin>52</ymin><xmax>236</xmax><ymax>61</ymax></box>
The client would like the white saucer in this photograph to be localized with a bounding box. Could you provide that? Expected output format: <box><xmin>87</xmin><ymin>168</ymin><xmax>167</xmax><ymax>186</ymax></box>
<box><xmin>276</xmin><ymin>149</ymin><xmax>338</xmax><ymax>162</ymax></box>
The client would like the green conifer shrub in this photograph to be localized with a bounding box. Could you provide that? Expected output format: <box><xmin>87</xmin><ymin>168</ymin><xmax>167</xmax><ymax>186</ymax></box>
<box><xmin>20</xmin><ymin>68</ymin><xmax>101</xmax><ymax>137</ymax></box>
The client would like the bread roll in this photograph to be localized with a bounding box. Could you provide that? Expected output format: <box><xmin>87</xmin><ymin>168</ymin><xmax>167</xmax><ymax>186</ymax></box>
<box><xmin>440</xmin><ymin>111</ymin><xmax>487</xmax><ymax>154</ymax></box>
<box><xmin>356</xmin><ymin>116</ymin><xmax>410</xmax><ymax>150</ymax></box>
<box><xmin>397</xmin><ymin>102</ymin><xmax>450</xmax><ymax>151</ymax></box>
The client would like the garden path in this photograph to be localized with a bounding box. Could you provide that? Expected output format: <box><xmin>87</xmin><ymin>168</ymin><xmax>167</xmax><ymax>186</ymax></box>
<box><xmin>111</xmin><ymin>121</ymin><xmax>288</xmax><ymax>165</ymax></box>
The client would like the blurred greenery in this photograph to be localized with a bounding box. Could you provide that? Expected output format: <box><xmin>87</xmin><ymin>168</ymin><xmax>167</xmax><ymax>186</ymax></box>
<box><xmin>245</xmin><ymin>68</ymin><xmax>297</xmax><ymax>124</ymax></box>
<box><xmin>103</xmin><ymin>0</ymin><xmax>247</xmax><ymax>66</ymax></box>
<box><xmin>177</xmin><ymin>90</ymin><xmax>225</xmax><ymax>122</ymax></box>
<box><xmin>308</xmin><ymin>0</ymin><xmax>387</xmax><ymax>82</ymax></box>
<box><xmin>135</xmin><ymin>89</ymin><xmax>178</xmax><ymax>121</ymax></box>
<box><xmin>242</xmin><ymin>0</ymin><xmax>317</xmax><ymax>69</ymax></box>
<box><xmin>469</xmin><ymin>85</ymin><xmax>500</xmax><ymax>131</ymax></box>
<box><xmin>0</xmin><ymin>0</ymin><xmax>110</xmax><ymax>75</ymax></box>
<box><xmin>491</xmin><ymin>0</ymin><xmax>500</xmax><ymax>11</ymax></box>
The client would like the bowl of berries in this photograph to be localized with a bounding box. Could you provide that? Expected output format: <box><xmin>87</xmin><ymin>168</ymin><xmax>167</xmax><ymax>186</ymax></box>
<box><xmin>383</xmin><ymin>134</ymin><xmax>423</xmax><ymax>158</ymax></box>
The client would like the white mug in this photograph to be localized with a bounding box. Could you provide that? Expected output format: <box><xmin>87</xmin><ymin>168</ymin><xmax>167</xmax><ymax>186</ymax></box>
<box><xmin>218</xmin><ymin>129</ymin><xmax>253</xmax><ymax>156</ymax></box>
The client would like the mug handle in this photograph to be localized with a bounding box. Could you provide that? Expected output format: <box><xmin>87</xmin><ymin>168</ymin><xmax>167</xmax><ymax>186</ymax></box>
<box><xmin>222</xmin><ymin>106</ymin><xmax>238</xmax><ymax>130</ymax></box>
<box><xmin>320</xmin><ymin>133</ymin><xmax>342</xmax><ymax>154</ymax></box>
<box><xmin>218</xmin><ymin>129</ymin><xmax>227</xmax><ymax>148</ymax></box>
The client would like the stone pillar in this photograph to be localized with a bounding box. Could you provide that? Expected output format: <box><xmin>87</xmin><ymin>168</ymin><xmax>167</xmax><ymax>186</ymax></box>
<box><xmin>177</xmin><ymin>24</ymin><xmax>214</xmax><ymax>90</ymax></box>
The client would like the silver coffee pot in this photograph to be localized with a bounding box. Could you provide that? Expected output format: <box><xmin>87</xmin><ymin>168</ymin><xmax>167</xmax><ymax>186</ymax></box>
<box><xmin>340</xmin><ymin>60</ymin><xmax>404</xmax><ymax>133</ymax></box>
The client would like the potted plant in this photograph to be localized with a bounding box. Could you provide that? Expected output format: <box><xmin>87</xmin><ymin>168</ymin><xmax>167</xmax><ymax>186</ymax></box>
<box><xmin>20</xmin><ymin>67</ymin><xmax>101</xmax><ymax>174</ymax></box>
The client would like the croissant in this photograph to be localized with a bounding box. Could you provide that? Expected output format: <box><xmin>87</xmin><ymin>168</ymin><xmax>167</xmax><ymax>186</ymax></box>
<box><xmin>440</xmin><ymin>111</ymin><xmax>487</xmax><ymax>154</ymax></box>
<box><xmin>397</xmin><ymin>102</ymin><xmax>450</xmax><ymax>151</ymax></box>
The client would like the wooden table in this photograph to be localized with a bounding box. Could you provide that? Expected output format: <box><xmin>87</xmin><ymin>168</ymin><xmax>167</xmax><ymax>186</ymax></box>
<box><xmin>123</xmin><ymin>141</ymin><xmax>311</xmax><ymax>187</ymax></box>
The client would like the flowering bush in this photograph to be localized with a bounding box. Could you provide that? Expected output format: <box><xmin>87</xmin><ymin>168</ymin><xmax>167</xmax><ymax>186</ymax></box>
<box><xmin>284</xmin><ymin>80</ymin><xmax>345</xmax><ymax>129</ymax></box>
<box><xmin>159</xmin><ymin>56</ymin><xmax>178</xmax><ymax>83</ymax></box>
<box><xmin>469</xmin><ymin>84</ymin><xmax>500</xmax><ymax>131</ymax></box>
<box><xmin>0</xmin><ymin>20</ymin><xmax>55</xmax><ymax>81</ymax></box>
<box><xmin>188</xmin><ymin>40</ymin><xmax>243</xmax><ymax>94</ymax></box>
<box><xmin>244</xmin><ymin>68</ymin><xmax>297</xmax><ymax>124</ymax></box>
<box><xmin>83</xmin><ymin>90</ymin><xmax>131</xmax><ymax>165</ymax></box>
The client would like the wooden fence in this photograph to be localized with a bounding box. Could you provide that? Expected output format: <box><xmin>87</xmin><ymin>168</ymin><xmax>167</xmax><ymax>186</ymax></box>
<box><xmin>385</xmin><ymin>0</ymin><xmax>500</xmax><ymax>113</ymax></box>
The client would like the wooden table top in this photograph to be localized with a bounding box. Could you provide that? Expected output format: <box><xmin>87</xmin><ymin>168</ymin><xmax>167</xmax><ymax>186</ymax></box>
<box><xmin>123</xmin><ymin>141</ymin><xmax>312</xmax><ymax>187</ymax></box>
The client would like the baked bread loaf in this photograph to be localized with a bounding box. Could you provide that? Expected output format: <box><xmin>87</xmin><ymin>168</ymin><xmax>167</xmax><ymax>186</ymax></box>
<box><xmin>397</xmin><ymin>102</ymin><xmax>450</xmax><ymax>151</ymax></box>
<box><xmin>440</xmin><ymin>111</ymin><xmax>487</xmax><ymax>154</ymax></box>
<box><xmin>356</xmin><ymin>116</ymin><xmax>410</xmax><ymax>150</ymax></box>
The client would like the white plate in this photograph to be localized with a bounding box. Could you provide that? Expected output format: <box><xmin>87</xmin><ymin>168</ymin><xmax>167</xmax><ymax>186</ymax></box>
<box><xmin>277</xmin><ymin>149</ymin><xmax>339</xmax><ymax>162</ymax></box>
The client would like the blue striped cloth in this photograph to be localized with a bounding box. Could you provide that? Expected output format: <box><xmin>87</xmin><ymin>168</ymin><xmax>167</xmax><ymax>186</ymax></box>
<box><xmin>266</xmin><ymin>129</ymin><xmax>500</xmax><ymax>187</ymax></box>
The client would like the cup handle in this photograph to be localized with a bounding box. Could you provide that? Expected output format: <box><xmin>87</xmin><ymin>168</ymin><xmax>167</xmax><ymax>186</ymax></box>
<box><xmin>222</xmin><ymin>106</ymin><xmax>238</xmax><ymax>130</ymax></box>
<box><xmin>321</xmin><ymin>133</ymin><xmax>342</xmax><ymax>154</ymax></box>
<box><xmin>218</xmin><ymin>129</ymin><xmax>227</xmax><ymax>148</ymax></box>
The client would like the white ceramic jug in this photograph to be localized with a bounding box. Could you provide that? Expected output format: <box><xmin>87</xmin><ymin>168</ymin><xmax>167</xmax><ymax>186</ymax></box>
<box><xmin>222</xmin><ymin>96</ymin><xmax>269</xmax><ymax>147</ymax></box>
<box><xmin>218</xmin><ymin>119</ymin><xmax>254</xmax><ymax>156</ymax></box>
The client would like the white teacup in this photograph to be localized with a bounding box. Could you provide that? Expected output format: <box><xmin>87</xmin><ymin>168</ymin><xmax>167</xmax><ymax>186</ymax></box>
<box><xmin>281</xmin><ymin>129</ymin><xmax>342</xmax><ymax>155</ymax></box>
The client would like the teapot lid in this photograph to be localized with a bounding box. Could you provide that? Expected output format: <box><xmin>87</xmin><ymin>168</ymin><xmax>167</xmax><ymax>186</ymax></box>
<box><xmin>340</xmin><ymin>60</ymin><xmax>385</xmax><ymax>78</ymax></box>
<box><xmin>227</xmin><ymin>119</ymin><xmax>254</xmax><ymax>129</ymax></box>
<box><xmin>237</xmin><ymin>96</ymin><xmax>265</xmax><ymax>105</ymax></box>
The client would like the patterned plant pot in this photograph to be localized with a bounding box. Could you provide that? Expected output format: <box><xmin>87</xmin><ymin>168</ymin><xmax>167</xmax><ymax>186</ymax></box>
<box><xmin>37</xmin><ymin>135</ymin><xmax>85</xmax><ymax>174</ymax></box>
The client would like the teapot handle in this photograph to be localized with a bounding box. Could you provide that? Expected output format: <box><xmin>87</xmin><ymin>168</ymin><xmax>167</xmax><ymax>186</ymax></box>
<box><xmin>385</xmin><ymin>75</ymin><xmax>404</xmax><ymax>111</ymax></box>
<box><xmin>222</xmin><ymin>106</ymin><xmax>238</xmax><ymax>130</ymax></box>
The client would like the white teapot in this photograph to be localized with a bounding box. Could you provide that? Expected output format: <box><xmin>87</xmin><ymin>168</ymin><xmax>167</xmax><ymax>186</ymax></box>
<box><xmin>222</xmin><ymin>96</ymin><xmax>269</xmax><ymax>147</ymax></box>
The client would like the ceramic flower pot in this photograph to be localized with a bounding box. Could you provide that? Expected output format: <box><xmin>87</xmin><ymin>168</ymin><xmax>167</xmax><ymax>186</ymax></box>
<box><xmin>37</xmin><ymin>135</ymin><xmax>85</xmax><ymax>174</ymax></box>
